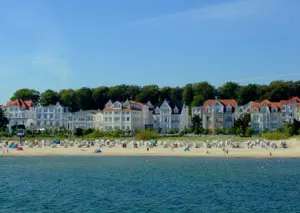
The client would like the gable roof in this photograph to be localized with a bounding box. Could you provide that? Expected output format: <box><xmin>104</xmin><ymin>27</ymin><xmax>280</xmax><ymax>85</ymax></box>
<box><xmin>250</xmin><ymin>100</ymin><xmax>281</xmax><ymax>111</ymax></box>
<box><xmin>103</xmin><ymin>100</ymin><xmax>145</xmax><ymax>111</ymax></box>
<box><xmin>280</xmin><ymin>97</ymin><xmax>300</xmax><ymax>105</ymax></box>
<box><xmin>6</xmin><ymin>99</ymin><xmax>33</xmax><ymax>109</ymax></box>
<box><xmin>202</xmin><ymin>99</ymin><xmax>237</xmax><ymax>112</ymax></box>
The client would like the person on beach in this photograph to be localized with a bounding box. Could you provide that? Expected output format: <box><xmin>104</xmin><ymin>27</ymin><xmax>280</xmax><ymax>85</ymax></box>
<box><xmin>269</xmin><ymin>152</ymin><xmax>272</xmax><ymax>156</ymax></box>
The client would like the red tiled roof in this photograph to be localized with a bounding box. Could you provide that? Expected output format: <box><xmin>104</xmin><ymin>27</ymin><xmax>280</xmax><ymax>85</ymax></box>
<box><xmin>250</xmin><ymin>100</ymin><xmax>281</xmax><ymax>111</ymax></box>
<box><xmin>130</xmin><ymin>100</ymin><xmax>147</xmax><ymax>106</ymax></box>
<box><xmin>280</xmin><ymin>97</ymin><xmax>300</xmax><ymax>104</ymax></box>
<box><xmin>296</xmin><ymin>103</ymin><xmax>300</xmax><ymax>108</ymax></box>
<box><xmin>6</xmin><ymin>99</ymin><xmax>33</xmax><ymax>109</ymax></box>
<box><xmin>202</xmin><ymin>99</ymin><xmax>237</xmax><ymax>112</ymax></box>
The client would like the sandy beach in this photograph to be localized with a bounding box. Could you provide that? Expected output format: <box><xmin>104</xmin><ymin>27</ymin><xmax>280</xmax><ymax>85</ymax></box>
<box><xmin>1</xmin><ymin>139</ymin><xmax>300</xmax><ymax>158</ymax></box>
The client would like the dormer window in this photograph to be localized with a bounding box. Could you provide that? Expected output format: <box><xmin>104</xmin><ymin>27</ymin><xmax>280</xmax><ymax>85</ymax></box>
<box><xmin>155</xmin><ymin>107</ymin><xmax>160</xmax><ymax>114</ymax></box>
<box><xmin>174</xmin><ymin>107</ymin><xmax>179</xmax><ymax>114</ymax></box>
<box><xmin>226</xmin><ymin>105</ymin><xmax>232</xmax><ymax>112</ymax></box>
<box><xmin>206</xmin><ymin>106</ymin><xmax>210</xmax><ymax>113</ymax></box>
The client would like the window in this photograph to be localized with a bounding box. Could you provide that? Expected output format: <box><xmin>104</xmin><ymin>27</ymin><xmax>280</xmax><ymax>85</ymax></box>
<box><xmin>44</xmin><ymin>109</ymin><xmax>47</xmax><ymax>113</ymax></box>
<box><xmin>127</xmin><ymin>117</ymin><xmax>130</xmax><ymax>121</ymax></box>
<box><xmin>114</xmin><ymin>117</ymin><xmax>120</xmax><ymax>121</ymax></box>
<box><xmin>44</xmin><ymin>115</ymin><xmax>47</xmax><ymax>119</ymax></box>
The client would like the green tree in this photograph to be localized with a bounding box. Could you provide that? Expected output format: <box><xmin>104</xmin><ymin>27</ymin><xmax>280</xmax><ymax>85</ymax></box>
<box><xmin>40</xmin><ymin>89</ymin><xmax>59</xmax><ymax>106</ymax></box>
<box><xmin>191</xmin><ymin>95</ymin><xmax>205</xmax><ymax>107</ymax></box>
<box><xmin>234</xmin><ymin>113</ymin><xmax>251</xmax><ymax>135</ymax></box>
<box><xmin>0</xmin><ymin>109</ymin><xmax>8</xmax><ymax>129</ymax></box>
<box><xmin>135</xmin><ymin>85</ymin><xmax>160</xmax><ymax>104</ymax></box>
<box><xmin>59</xmin><ymin>89</ymin><xmax>78</xmax><ymax>111</ymax></box>
<box><xmin>236</xmin><ymin>84</ymin><xmax>260</xmax><ymax>105</ymax></box>
<box><xmin>11</xmin><ymin>89</ymin><xmax>40</xmax><ymax>103</ymax></box>
<box><xmin>182</xmin><ymin>84</ymin><xmax>193</xmax><ymax>106</ymax></box>
<box><xmin>170</xmin><ymin>87</ymin><xmax>183</xmax><ymax>105</ymax></box>
<box><xmin>92</xmin><ymin>86</ymin><xmax>110</xmax><ymax>109</ymax></box>
<box><xmin>191</xmin><ymin>115</ymin><xmax>202</xmax><ymax>134</ymax></box>
<box><xmin>192</xmin><ymin>82</ymin><xmax>216</xmax><ymax>101</ymax></box>
<box><xmin>76</xmin><ymin>87</ymin><xmax>94</xmax><ymax>110</ymax></box>
<box><xmin>218</xmin><ymin>82</ymin><xmax>239</xmax><ymax>99</ymax></box>
<box><xmin>159</xmin><ymin>87</ymin><xmax>172</xmax><ymax>103</ymax></box>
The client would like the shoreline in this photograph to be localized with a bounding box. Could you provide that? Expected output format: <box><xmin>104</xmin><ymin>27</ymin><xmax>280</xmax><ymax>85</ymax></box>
<box><xmin>1</xmin><ymin>138</ymin><xmax>300</xmax><ymax>158</ymax></box>
<box><xmin>1</xmin><ymin>147</ymin><xmax>300</xmax><ymax>158</ymax></box>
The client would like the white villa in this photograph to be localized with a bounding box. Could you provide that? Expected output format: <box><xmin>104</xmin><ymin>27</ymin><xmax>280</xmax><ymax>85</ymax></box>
<box><xmin>280</xmin><ymin>97</ymin><xmax>300</xmax><ymax>124</ymax></box>
<box><xmin>153</xmin><ymin>100</ymin><xmax>190</xmax><ymax>134</ymax></box>
<box><xmin>202</xmin><ymin>98</ymin><xmax>237</xmax><ymax>131</ymax></box>
<box><xmin>103</xmin><ymin>100</ymin><xmax>152</xmax><ymax>132</ymax></box>
<box><xmin>65</xmin><ymin>110</ymin><xmax>103</xmax><ymax>131</ymax></box>
<box><xmin>250</xmin><ymin>100</ymin><xmax>282</xmax><ymax>133</ymax></box>
<box><xmin>5</xmin><ymin>99</ymin><xmax>36</xmax><ymax>128</ymax></box>
<box><xmin>35</xmin><ymin>103</ymin><xmax>71</xmax><ymax>129</ymax></box>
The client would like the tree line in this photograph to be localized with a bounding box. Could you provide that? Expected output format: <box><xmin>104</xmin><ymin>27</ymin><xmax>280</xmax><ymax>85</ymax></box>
<box><xmin>9</xmin><ymin>81</ymin><xmax>300</xmax><ymax>112</ymax></box>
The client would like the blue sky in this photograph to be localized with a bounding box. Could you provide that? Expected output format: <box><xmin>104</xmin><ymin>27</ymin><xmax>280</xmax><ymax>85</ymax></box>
<box><xmin>0</xmin><ymin>0</ymin><xmax>300</xmax><ymax>104</ymax></box>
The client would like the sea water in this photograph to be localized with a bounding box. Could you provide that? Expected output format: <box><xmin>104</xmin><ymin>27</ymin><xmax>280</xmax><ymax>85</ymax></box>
<box><xmin>1</xmin><ymin>157</ymin><xmax>300</xmax><ymax>213</ymax></box>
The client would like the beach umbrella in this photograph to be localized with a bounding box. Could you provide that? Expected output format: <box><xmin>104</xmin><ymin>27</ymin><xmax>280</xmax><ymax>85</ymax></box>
<box><xmin>94</xmin><ymin>149</ymin><xmax>101</xmax><ymax>153</ymax></box>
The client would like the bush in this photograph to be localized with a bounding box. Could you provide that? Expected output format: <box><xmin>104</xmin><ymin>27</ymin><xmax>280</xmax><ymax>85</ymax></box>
<box><xmin>179</xmin><ymin>131</ymin><xmax>185</xmax><ymax>137</ymax></box>
<box><xmin>202</xmin><ymin>129</ymin><xmax>209</xmax><ymax>135</ymax></box>
<box><xmin>169</xmin><ymin>129</ymin><xmax>179</xmax><ymax>134</ymax></box>
<box><xmin>215</xmin><ymin>128</ymin><xmax>224</xmax><ymax>135</ymax></box>
<box><xmin>135</xmin><ymin>130</ymin><xmax>158</xmax><ymax>140</ymax></box>
<box><xmin>235</xmin><ymin>127</ymin><xmax>244</xmax><ymax>136</ymax></box>
<box><xmin>74</xmin><ymin>128</ymin><xmax>83</xmax><ymax>136</ymax></box>
<box><xmin>84</xmin><ymin>130</ymin><xmax>105</xmax><ymax>139</ymax></box>
<box><xmin>83</xmin><ymin>128</ymin><xmax>94</xmax><ymax>135</ymax></box>
<box><xmin>225</xmin><ymin>128</ymin><xmax>234</xmax><ymax>135</ymax></box>
<box><xmin>262</xmin><ymin>132</ymin><xmax>290</xmax><ymax>140</ymax></box>
<box><xmin>245</xmin><ymin>127</ymin><xmax>254</xmax><ymax>137</ymax></box>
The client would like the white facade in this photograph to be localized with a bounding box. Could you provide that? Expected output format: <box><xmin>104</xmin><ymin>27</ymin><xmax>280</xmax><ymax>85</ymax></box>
<box><xmin>36</xmin><ymin>103</ymin><xmax>71</xmax><ymax>129</ymax></box>
<box><xmin>250</xmin><ymin>101</ymin><xmax>282</xmax><ymax>133</ymax></box>
<box><xmin>5</xmin><ymin>99</ymin><xmax>36</xmax><ymax>128</ymax></box>
<box><xmin>103</xmin><ymin>100</ymin><xmax>152</xmax><ymax>131</ymax></box>
<box><xmin>280</xmin><ymin>97</ymin><xmax>300</xmax><ymax>124</ymax></box>
<box><xmin>202</xmin><ymin>99</ymin><xmax>237</xmax><ymax>130</ymax></box>
<box><xmin>93</xmin><ymin>111</ymin><xmax>104</xmax><ymax>131</ymax></box>
<box><xmin>66</xmin><ymin>110</ymin><xmax>103</xmax><ymax>131</ymax></box>
<box><xmin>153</xmin><ymin>100</ymin><xmax>190</xmax><ymax>134</ymax></box>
